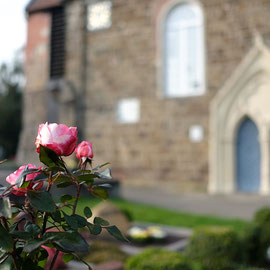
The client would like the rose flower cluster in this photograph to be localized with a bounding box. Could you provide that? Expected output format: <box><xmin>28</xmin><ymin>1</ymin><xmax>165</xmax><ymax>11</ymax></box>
<box><xmin>6</xmin><ymin>122</ymin><xmax>94</xmax><ymax>196</ymax></box>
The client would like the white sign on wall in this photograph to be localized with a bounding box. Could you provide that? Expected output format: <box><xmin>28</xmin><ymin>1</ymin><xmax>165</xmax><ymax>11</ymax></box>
<box><xmin>116</xmin><ymin>98</ymin><xmax>140</xmax><ymax>124</ymax></box>
<box><xmin>189</xmin><ymin>125</ymin><xmax>204</xmax><ymax>142</ymax></box>
<box><xmin>87</xmin><ymin>1</ymin><xmax>112</xmax><ymax>31</ymax></box>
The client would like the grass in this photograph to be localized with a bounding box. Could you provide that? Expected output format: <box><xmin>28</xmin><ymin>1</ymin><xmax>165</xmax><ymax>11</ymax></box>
<box><xmin>76</xmin><ymin>198</ymin><xmax>250</xmax><ymax>232</ymax></box>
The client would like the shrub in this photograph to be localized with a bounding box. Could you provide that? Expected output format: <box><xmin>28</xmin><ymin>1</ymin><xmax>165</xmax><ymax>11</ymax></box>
<box><xmin>242</xmin><ymin>208</ymin><xmax>270</xmax><ymax>267</ymax></box>
<box><xmin>237</xmin><ymin>266</ymin><xmax>267</xmax><ymax>270</ymax></box>
<box><xmin>84</xmin><ymin>240</ymin><xmax>128</xmax><ymax>264</ymax></box>
<box><xmin>125</xmin><ymin>248</ymin><xmax>192</xmax><ymax>270</ymax></box>
<box><xmin>254</xmin><ymin>208</ymin><xmax>270</xmax><ymax>225</ymax></box>
<box><xmin>185</xmin><ymin>226</ymin><xmax>242</xmax><ymax>270</ymax></box>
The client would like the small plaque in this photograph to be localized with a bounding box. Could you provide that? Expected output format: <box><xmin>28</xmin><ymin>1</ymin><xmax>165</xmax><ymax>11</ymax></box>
<box><xmin>189</xmin><ymin>125</ymin><xmax>204</xmax><ymax>142</ymax></box>
<box><xmin>117</xmin><ymin>98</ymin><xmax>140</xmax><ymax>124</ymax></box>
<box><xmin>87</xmin><ymin>1</ymin><xmax>112</xmax><ymax>31</ymax></box>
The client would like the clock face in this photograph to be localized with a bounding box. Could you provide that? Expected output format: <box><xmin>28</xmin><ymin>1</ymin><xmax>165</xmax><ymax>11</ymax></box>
<box><xmin>87</xmin><ymin>1</ymin><xmax>112</xmax><ymax>31</ymax></box>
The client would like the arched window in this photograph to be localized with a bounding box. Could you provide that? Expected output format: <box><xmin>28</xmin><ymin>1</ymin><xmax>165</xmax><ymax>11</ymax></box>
<box><xmin>164</xmin><ymin>2</ymin><xmax>205</xmax><ymax>97</ymax></box>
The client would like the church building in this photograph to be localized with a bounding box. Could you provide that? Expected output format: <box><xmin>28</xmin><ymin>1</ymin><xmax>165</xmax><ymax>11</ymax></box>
<box><xmin>18</xmin><ymin>0</ymin><xmax>270</xmax><ymax>194</ymax></box>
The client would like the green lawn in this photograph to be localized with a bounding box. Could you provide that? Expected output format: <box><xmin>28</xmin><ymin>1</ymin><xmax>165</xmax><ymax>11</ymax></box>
<box><xmin>76</xmin><ymin>198</ymin><xmax>249</xmax><ymax>232</ymax></box>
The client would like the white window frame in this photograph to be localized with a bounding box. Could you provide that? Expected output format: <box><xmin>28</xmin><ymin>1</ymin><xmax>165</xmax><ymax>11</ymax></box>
<box><xmin>157</xmin><ymin>0</ymin><xmax>206</xmax><ymax>98</ymax></box>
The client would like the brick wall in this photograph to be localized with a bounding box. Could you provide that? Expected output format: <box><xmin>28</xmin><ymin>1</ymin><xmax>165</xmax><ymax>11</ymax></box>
<box><xmin>17</xmin><ymin>11</ymin><xmax>51</xmax><ymax>164</ymax></box>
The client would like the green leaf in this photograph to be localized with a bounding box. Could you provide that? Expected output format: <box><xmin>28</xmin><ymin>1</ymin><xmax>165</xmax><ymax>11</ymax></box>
<box><xmin>24</xmin><ymin>222</ymin><xmax>41</xmax><ymax>237</ymax></box>
<box><xmin>60</xmin><ymin>195</ymin><xmax>73</xmax><ymax>203</ymax></box>
<box><xmin>45</xmin><ymin>166</ymin><xmax>65</xmax><ymax>173</ymax></box>
<box><xmin>43</xmin><ymin>243</ymin><xmax>55</xmax><ymax>248</ymax></box>
<box><xmin>77</xmin><ymin>174</ymin><xmax>95</xmax><ymax>185</ymax></box>
<box><xmin>27</xmin><ymin>191</ymin><xmax>56</xmax><ymax>212</ymax></box>
<box><xmin>57</xmin><ymin>182</ymin><xmax>74</xmax><ymax>188</ymax></box>
<box><xmin>63</xmin><ymin>212</ymin><xmax>78</xmax><ymax>230</ymax></box>
<box><xmin>0</xmin><ymin>253</ymin><xmax>9</xmax><ymax>264</ymax></box>
<box><xmin>31</xmin><ymin>172</ymin><xmax>49</xmax><ymax>182</ymax></box>
<box><xmin>92</xmin><ymin>188</ymin><xmax>108</xmax><ymax>199</ymax></box>
<box><xmin>22</xmin><ymin>258</ymin><xmax>40</xmax><ymax>270</ymax></box>
<box><xmin>11</xmin><ymin>231</ymin><xmax>32</xmax><ymax>240</ymax></box>
<box><xmin>0</xmin><ymin>197</ymin><xmax>11</xmax><ymax>218</ymax></box>
<box><xmin>97</xmin><ymin>168</ymin><xmax>112</xmax><ymax>179</ymax></box>
<box><xmin>84</xmin><ymin>207</ymin><xmax>92</xmax><ymax>219</ymax></box>
<box><xmin>54</xmin><ymin>174</ymin><xmax>73</xmax><ymax>184</ymax></box>
<box><xmin>38</xmin><ymin>259</ymin><xmax>47</xmax><ymax>269</ymax></box>
<box><xmin>39</xmin><ymin>145</ymin><xmax>64</xmax><ymax>167</ymax></box>
<box><xmin>51</xmin><ymin>210</ymin><xmax>62</xmax><ymax>223</ymax></box>
<box><xmin>54</xmin><ymin>232</ymin><xmax>88</xmax><ymax>253</ymax></box>
<box><xmin>72</xmin><ymin>214</ymin><xmax>88</xmax><ymax>228</ymax></box>
<box><xmin>105</xmin><ymin>225</ymin><xmax>128</xmax><ymax>242</ymax></box>
<box><xmin>62</xmin><ymin>254</ymin><xmax>74</xmax><ymax>263</ymax></box>
<box><xmin>38</xmin><ymin>248</ymin><xmax>49</xmax><ymax>261</ymax></box>
<box><xmin>0</xmin><ymin>223</ymin><xmax>13</xmax><ymax>251</ymax></box>
<box><xmin>15</xmin><ymin>241</ymin><xmax>25</xmax><ymax>249</ymax></box>
<box><xmin>87</xmin><ymin>223</ymin><xmax>102</xmax><ymax>235</ymax></box>
<box><xmin>20</xmin><ymin>181</ymin><xmax>31</xmax><ymax>189</ymax></box>
<box><xmin>73</xmin><ymin>169</ymin><xmax>92</xmax><ymax>175</ymax></box>
<box><xmin>94</xmin><ymin>217</ymin><xmax>109</xmax><ymax>226</ymax></box>
<box><xmin>43</xmin><ymin>232</ymin><xmax>63</xmax><ymax>242</ymax></box>
<box><xmin>23</xmin><ymin>239</ymin><xmax>47</xmax><ymax>253</ymax></box>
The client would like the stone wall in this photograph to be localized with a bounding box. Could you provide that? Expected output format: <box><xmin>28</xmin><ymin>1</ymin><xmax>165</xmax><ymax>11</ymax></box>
<box><xmin>20</xmin><ymin>0</ymin><xmax>270</xmax><ymax>193</ymax></box>
<box><xmin>74</xmin><ymin>0</ymin><xmax>270</xmax><ymax>192</ymax></box>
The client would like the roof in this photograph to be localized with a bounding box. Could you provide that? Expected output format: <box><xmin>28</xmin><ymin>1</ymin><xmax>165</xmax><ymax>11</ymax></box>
<box><xmin>26</xmin><ymin>0</ymin><xmax>63</xmax><ymax>13</ymax></box>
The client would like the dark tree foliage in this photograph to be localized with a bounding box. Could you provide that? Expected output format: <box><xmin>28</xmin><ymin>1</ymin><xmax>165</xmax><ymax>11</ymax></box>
<box><xmin>0</xmin><ymin>61</ymin><xmax>23</xmax><ymax>159</ymax></box>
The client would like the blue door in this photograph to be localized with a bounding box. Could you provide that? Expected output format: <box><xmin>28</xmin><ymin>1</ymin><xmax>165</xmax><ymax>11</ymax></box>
<box><xmin>236</xmin><ymin>118</ymin><xmax>261</xmax><ymax>192</ymax></box>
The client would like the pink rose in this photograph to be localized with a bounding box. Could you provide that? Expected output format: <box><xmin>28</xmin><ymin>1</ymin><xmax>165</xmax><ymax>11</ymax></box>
<box><xmin>6</xmin><ymin>164</ymin><xmax>43</xmax><ymax>196</ymax></box>
<box><xmin>75</xmin><ymin>141</ymin><xmax>94</xmax><ymax>160</ymax></box>
<box><xmin>35</xmin><ymin>123</ymin><xmax>78</xmax><ymax>156</ymax></box>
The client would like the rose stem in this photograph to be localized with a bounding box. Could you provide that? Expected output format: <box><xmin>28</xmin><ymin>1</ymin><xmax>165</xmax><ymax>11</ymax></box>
<box><xmin>42</xmin><ymin>172</ymin><xmax>53</xmax><ymax>235</ymax></box>
<box><xmin>49</xmin><ymin>249</ymin><xmax>60</xmax><ymax>270</ymax></box>
<box><xmin>72</xmin><ymin>160</ymin><xmax>86</xmax><ymax>215</ymax></box>
<box><xmin>72</xmin><ymin>185</ymin><xmax>82</xmax><ymax>215</ymax></box>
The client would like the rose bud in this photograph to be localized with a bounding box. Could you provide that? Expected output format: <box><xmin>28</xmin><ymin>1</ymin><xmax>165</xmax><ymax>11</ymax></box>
<box><xmin>35</xmin><ymin>122</ymin><xmax>78</xmax><ymax>156</ymax></box>
<box><xmin>75</xmin><ymin>141</ymin><xmax>94</xmax><ymax>160</ymax></box>
<box><xmin>6</xmin><ymin>164</ymin><xmax>43</xmax><ymax>196</ymax></box>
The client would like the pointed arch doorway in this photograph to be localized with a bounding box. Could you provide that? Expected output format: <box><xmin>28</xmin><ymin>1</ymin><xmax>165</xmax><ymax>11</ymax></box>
<box><xmin>209</xmin><ymin>38</ymin><xmax>270</xmax><ymax>194</ymax></box>
<box><xmin>236</xmin><ymin>118</ymin><xmax>261</xmax><ymax>193</ymax></box>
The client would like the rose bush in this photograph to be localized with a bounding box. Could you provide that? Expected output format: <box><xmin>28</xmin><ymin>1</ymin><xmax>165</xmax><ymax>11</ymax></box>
<box><xmin>0</xmin><ymin>123</ymin><xmax>126</xmax><ymax>270</ymax></box>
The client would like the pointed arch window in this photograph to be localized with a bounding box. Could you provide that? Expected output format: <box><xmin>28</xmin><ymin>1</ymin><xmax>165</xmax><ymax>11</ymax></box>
<box><xmin>164</xmin><ymin>2</ymin><xmax>205</xmax><ymax>97</ymax></box>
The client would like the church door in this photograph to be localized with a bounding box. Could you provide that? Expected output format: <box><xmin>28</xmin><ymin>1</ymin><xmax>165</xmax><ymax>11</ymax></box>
<box><xmin>236</xmin><ymin>118</ymin><xmax>261</xmax><ymax>192</ymax></box>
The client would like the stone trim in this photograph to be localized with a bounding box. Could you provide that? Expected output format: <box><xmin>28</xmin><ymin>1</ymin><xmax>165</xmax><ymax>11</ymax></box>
<box><xmin>209</xmin><ymin>36</ymin><xmax>270</xmax><ymax>194</ymax></box>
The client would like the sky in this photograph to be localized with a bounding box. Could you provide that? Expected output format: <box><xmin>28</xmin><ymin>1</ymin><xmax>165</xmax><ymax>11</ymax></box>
<box><xmin>0</xmin><ymin>0</ymin><xmax>29</xmax><ymax>65</ymax></box>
